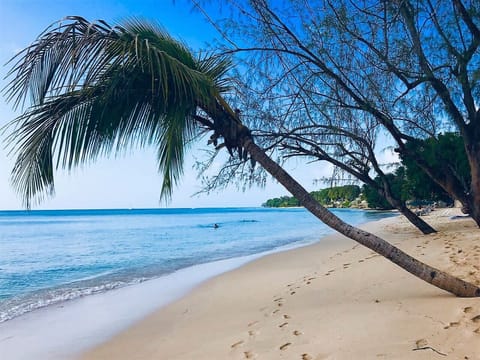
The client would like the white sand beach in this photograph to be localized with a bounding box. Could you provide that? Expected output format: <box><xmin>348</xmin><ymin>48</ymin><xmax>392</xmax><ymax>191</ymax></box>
<box><xmin>79</xmin><ymin>209</ymin><xmax>480</xmax><ymax>359</ymax></box>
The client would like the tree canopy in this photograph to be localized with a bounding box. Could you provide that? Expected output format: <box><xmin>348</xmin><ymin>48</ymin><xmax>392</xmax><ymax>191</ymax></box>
<box><xmin>206</xmin><ymin>0</ymin><xmax>480</xmax><ymax>227</ymax></box>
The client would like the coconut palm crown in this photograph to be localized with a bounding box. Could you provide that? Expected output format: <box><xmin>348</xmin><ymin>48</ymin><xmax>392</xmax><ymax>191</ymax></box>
<box><xmin>4</xmin><ymin>16</ymin><xmax>243</xmax><ymax>208</ymax></box>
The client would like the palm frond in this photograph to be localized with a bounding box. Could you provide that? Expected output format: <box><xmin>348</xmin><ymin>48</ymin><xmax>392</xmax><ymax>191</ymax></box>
<box><xmin>3</xmin><ymin>17</ymin><xmax>232</xmax><ymax>207</ymax></box>
<box><xmin>196</xmin><ymin>52</ymin><xmax>234</xmax><ymax>94</ymax></box>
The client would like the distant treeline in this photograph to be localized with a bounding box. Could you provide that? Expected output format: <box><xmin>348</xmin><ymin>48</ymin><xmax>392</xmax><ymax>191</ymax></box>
<box><xmin>262</xmin><ymin>185</ymin><xmax>361</xmax><ymax>208</ymax></box>
<box><xmin>263</xmin><ymin>133</ymin><xmax>466</xmax><ymax>210</ymax></box>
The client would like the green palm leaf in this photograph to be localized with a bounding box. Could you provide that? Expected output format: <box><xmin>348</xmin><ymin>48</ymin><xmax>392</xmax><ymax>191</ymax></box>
<box><xmin>4</xmin><ymin>17</ymin><xmax>232</xmax><ymax>207</ymax></box>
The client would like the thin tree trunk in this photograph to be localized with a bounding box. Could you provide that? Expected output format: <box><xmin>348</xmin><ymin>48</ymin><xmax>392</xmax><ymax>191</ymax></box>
<box><xmin>288</xmin><ymin>144</ymin><xmax>437</xmax><ymax>234</ymax></box>
<box><xmin>398</xmin><ymin>206</ymin><xmax>436</xmax><ymax>234</ymax></box>
<box><xmin>245</xmin><ymin>139</ymin><xmax>480</xmax><ymax>297</ymax></box>
<box><xmin>465</xmin><ymin>140</ymin><xmax>480</xmax><ymax>227</ymax></box>
<box><xmin>386</xmin><ymin>196</ymin><xmax>436</xmax><ymax>235</ymax></box>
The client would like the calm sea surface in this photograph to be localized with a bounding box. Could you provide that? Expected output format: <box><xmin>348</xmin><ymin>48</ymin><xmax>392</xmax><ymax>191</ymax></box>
<box><xmin>0</xmin><ymin>207</ymin><xmax>396</xmax><ymax>323</ymax></box>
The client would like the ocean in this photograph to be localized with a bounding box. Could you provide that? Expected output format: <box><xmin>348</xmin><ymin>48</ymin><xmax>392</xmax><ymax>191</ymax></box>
<box><xmin>0</xmin><ymin>207</ymin><xmax>396</xmax><ymax>324</ymax></box>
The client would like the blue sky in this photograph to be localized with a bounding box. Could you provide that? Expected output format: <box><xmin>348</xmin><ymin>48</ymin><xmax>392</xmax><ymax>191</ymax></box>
<box><xmin>0</xmin><ymin>0</ymin><xmax>335</xmax><ymax>210</ymax></box>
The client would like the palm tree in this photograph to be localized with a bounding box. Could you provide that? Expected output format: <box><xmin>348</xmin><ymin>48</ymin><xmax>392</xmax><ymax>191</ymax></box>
<box><xmin>4</xmin><ymin>17</ymin><xmax>479</xmax><ymax>297</ymax></box>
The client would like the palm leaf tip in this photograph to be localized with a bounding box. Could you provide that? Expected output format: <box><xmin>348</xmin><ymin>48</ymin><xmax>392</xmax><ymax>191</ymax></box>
<box><xmin>156</xmin><ymin>111</ymin><xmax>195</xmax><ymax>202</ymax></box>
<box><xmin>9</xmin><ymin>133</ymin><xmax>56</xmax><ymax>209</ymax></box>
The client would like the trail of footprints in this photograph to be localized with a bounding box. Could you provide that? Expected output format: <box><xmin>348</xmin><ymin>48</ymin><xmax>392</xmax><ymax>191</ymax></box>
<box><xmin>230</xmin><ymin>244</ymin><xmax>379</xmax><ymax>359</ymax></box>
<box><xmin>412</xmin><ymin>232</ymin><xmax>480</xmax><ymax>356</ymax></box>
<box><xmin>230</xmin><ymin>275</ymin><xmax>320</xmax><ymax>358</ymax></box>
<box><xmin>414</xmin><ymin>304</ymin><xmax>480</xmax><ymax>357</ymax></box>
<box><xmin>443</xmin><ymin>237</ymin><xmax>480</xmax><ymax>283</ymax></box>
<box><xmin>443</xmin><ymin>305</ymin><xmax>480</xmax><ymax>335</ymax></box>
<box><xmin>230</xmin><ymin>222</ymin><xmax>479</xmax><ymax>358</ymax></box>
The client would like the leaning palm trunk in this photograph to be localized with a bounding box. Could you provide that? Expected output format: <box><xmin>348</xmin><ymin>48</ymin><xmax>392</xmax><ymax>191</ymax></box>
<box><xmin>4</xmin><ymin>17</ymin><xmax>479</xmax><ymax>298</ymax></box>
<box><xmin>244</xmin><ymin>139</ymin><xmax>479</xmax><ymax>297</ymax></box>
<box><xmin>203</xmin><ymin>105</ymin><xmax>480</xmax><ymax>297</ymax></box>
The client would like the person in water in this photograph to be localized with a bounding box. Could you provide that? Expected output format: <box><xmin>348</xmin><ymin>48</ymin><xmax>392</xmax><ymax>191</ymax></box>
<box><xmin>213</xmin><ymin>223</ymin><xmax>219</xmax><ymax>229</ymax></box>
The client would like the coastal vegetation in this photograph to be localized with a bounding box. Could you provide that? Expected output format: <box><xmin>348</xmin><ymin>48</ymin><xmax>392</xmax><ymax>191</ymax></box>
<box><xmin>264</xmin><ymin>135</ymin><xmax>464</xmax><ymax>209</ymax></box>
<box><xmin>263</xmin><ymin>185</ymin><xmax>361</xmax><ymax>208</ymax></box>
<box><xmin>4</xmin><ymin>10</ymin><xmax>480</xmax><ymax>296</ymax></box>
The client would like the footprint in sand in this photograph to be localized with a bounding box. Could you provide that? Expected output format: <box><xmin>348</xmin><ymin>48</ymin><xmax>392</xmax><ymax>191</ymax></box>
<box><xmin>464</xmin><ymin>307</ymin><xmax>473</xmax><ymax>314</ymax></box>
<box><xmin>244</xmin><ymin>350</ymin><xmax>255</xmax><ymax>359</ymax></box>
<box><xmin>444</xmin><ymin>321</ymin><xmax>460</xmax><ymax>329</ymax></box>
<box><xmin>293</xmin><ymin>330</ymin><xmax>302</xmax><ymax>336</ymax></box>
<box><xmin>248</xmin><ymin>321</ymin><xmax>259</xmax><ymax>327</ymax></box>
<box><xmin>415</xmin><ymin>338</ymin><xmax>428</xmax><ymax>348</ymax></box>
<box><xmin>279</xmin><ymin>322</ymin><xmax>288</xmax><ymax>328</ymax></box>
<box><xmin>231</xmin><ymin>340</ymin><xmax>245</xmax><ymax>348</ymax></box>
<box><xmin>283</xmin><ymin>314</ymin><xmax>291</xmax><ymax>319</ymax></box>
<box><xmin>301</xmin><ymin>354</ymin><xmax>313</xmax><ymax>360</ymax></box>
<box><xmin>279</xmin><ymin>342</ymin><xmax>291</xmax><ymax>350</ymax></box>
<box><xmin>471</xmin><ymin>315</ymin><xmax>480</xmax><ymax>323</ymax></box>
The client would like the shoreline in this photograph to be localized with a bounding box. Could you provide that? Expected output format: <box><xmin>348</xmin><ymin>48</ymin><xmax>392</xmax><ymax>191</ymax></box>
<box><xmin>0</xmin><ymin>214</ymin><xmax>347</xmax><ymax>360</ymax></box>
<box><xmin>80</xmin><ymin>209</ymin><xmax>480</xmax><ymax>359</ymax></box>
<box><xmin>1</xmin><ymin>206</ymin><xmax>381</xmax><ymax>326</ymax></box>
<box><xmin>0</xmin><ymin>244</ymin><xmax>322</xmax><ymax>360</ymax></box>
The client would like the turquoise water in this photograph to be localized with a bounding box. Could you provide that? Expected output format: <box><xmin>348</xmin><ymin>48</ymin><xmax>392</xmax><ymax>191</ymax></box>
<box><xmin>0</xmin><ymin>207</ymin><xmax>396</xmax><ymax>322</ymax></box>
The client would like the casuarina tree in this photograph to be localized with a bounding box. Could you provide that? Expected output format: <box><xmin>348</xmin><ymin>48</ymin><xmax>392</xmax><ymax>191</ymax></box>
<box><xmin>208</xmin><ymin>0</ymin><xmax>480</xmax><ymax>226</ymax></box>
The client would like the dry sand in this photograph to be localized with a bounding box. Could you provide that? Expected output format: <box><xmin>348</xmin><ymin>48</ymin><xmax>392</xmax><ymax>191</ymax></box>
<box><xmin>80</xmin><ymin>209</ymin><xmax>480</xmax><ymax>359</ymax></box>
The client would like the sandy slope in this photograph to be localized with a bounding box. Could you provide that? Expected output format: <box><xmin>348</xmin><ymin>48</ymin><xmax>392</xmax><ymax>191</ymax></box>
<box><xmin>80</xmin><ymin>209</ymin><xmax>480</xmax><ymax>359</ymax></box>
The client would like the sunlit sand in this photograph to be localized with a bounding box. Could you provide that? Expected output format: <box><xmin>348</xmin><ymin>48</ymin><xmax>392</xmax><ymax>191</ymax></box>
<box><xmin>80</xmin><ymin>208</ymin><xmax>479</xmax><ymax>359</ymax></box>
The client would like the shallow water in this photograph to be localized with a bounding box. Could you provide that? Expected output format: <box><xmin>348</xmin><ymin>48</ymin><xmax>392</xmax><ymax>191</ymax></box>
<box><xmin>0</xmin><ymin>207</ymin><xmax>396</xmax><ymax>323</ymax></box>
